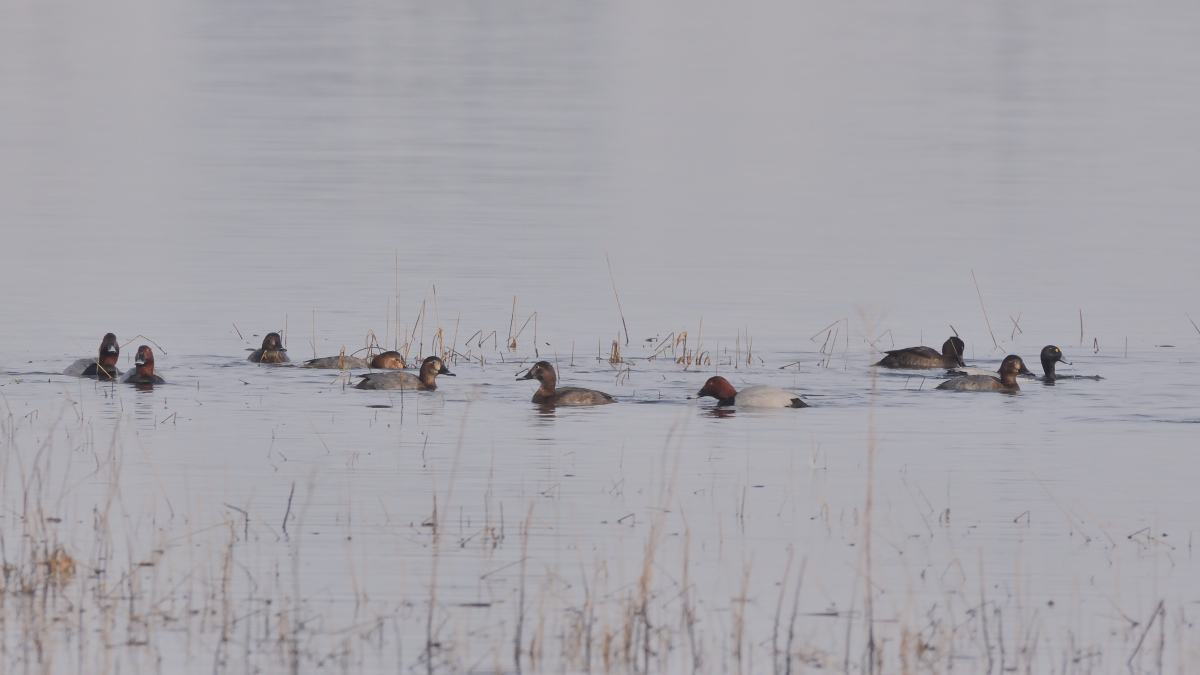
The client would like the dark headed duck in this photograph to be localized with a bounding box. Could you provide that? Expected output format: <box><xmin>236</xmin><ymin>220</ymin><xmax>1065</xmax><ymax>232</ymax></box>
<box><xmin>248</xmin><ymin>332</ymin><xmax>289</xmax><ymax>364</ymax></box>
<box><xmin>874</xmin><ymin>336</ymin><xmax>966</xmax><ymax>369</ymax></box>
<box><xmin>518</xmin><ymin>361</ymin><xmax>615</xmax><ymax>405</ymax></box>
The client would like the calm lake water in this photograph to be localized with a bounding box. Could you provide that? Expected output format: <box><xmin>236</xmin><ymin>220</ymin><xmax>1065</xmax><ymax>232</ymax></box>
<box><xmin>1</xmin><ymin>0</ymin><xmax>1198</xmax><ymax>672</ymax></box>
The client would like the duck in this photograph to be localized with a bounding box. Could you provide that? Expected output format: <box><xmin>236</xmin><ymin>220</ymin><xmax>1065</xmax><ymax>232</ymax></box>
<box><xmin>123</xmin><ymin>345</ymin><xmax>165</xmax><ymax>385</ymax></box>
<box><xmin>64</xmin><ymin>333</ymin><xmax>121</xmax><ymax>379</ymax></box>
<box><xmin>695</xmin><ymin>376</ymin><xmax>808</xmax><ymax>408</ymax></box>
<box><xmin>355</xmin><ymin>356</ymin><xmax>453</xmax><ymax>390</ymax></box>
<box><xmin>947</xmin><ymin>355</ymin><xmax>1035</xmax><ymax>378</ymax></box>
<box><xmin>303</xmin><ymin>350</ymin><xmax>407</xmax><ymax>370</ymax></box>
<box><xmin>517</xmin><ymin>361</ymin><xmax>615</xmax><ymax>405</ymax></box>
<box><xmin>874</xmin><ymin>336</ymin><xmax>965</xmax><ymax>369</ymax></box>
<box><xmin>248</xmin><ymin>333</ymin><xmax>289</xmax><ymax>364</ymax></box>
<box><xmin>1035</xmin><ymin>345</ymin><xmax>1102</xmax><ymax>381</ymax></box>
<box><xmin>1039</xmin><ymin>345</ymin><xmax>1070</xmax><ymax>380</ymax></box>
<box><xmin>936</xmin><ymin>354</ymin><xmax>1024</xmax><ymax>392</ymax></box>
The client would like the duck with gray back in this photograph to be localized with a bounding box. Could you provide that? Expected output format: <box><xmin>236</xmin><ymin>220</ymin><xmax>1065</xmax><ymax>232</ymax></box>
<box><xmin>356</xmin><ymin>356</ymin><xmax>452</xmax><ymax>390</ymax></box>
<box><xmin>304</xmin><ymin>350</ymin><xmax>407</xmax><ymax>370</ymax></box>
<box><xmin>248</xmin><ymin>332</ymin><xmax>289</xmax><ymax>364</ymax></box>
<box><xmin>937</xmin><ymin>354</ymin><xmax>1024</xmax><ymax>392</ymax></box>
<box><xmin>874</xmin><ymin>336</ymin><xmax>965</xmax><ymax>369</ymax></box>
<box><xmin>695</xmin><ymin>376</ymin><xmax>808</xmax><ymax>408</ymax></box>
<box><xmin>65</xmin><ymin>332</ymin><xmax>121</xmax><ymax>379</ymax></box>
<box><xmin>518</xmin><ymin>361</ymin><xmax>615</xmax><ymax>405</ymax></box>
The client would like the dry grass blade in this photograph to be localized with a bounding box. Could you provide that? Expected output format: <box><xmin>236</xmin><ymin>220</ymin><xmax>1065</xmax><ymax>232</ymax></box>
<box><xmin>606</xmin><ymin>253</ymin><xmax>630</xmax><ymax>346</ymax></box>
<box><xmin>970</xmin><ymin>270</ymin><xmax>999</xmax><ymax>350</ymax></box>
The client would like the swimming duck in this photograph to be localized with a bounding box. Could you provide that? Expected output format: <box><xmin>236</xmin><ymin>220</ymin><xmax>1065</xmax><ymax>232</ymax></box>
<box><xmin>248</xmin><ymin>333</ymin><xmax>289</xmax><ymax>364</ymax></box>
<box><xmin>303</xmin><ymin>351</ymin><xmax>407</xmax><ymax>370</ymax></box>
<box><xmin>518</xmin><ymin>361</ymin><xmax>615</xmax><ymax>405</ymax></box>
<box><xmin>64</xmin><ymin>333</ymin><xmax>121</xmax><ymax>379</ymax></box>
<box><xmin>936</xmin><ymin>354</ymin><xmax>1024</xmax><ymax>392</ymax></box>
<box><xmin>947</xmin><ymin>355</ymin><xmax>1035</xmax><ymax>378</ymax></box>
<box><xmin>123</xmin><ymin>345</ymin><xmax>165</xmax><ymax>385</ymax></box>
<box><xmin>695</xmin><ymin>376</ymin><xmax>808</xmax><ymax>408</ymax></box>
<box><xmin>355</xmin><ymin>356</ymin><xmax>452</xmax><ymax>390</ymax></box>
<box><xmin>1035</xmin><ymin>345</ymin><xmax>1102</xmax><ymax>381</ymax></box>
<box><xmin>874</xmin><ymin>336</ymin><xmax>965</xmax><ymax>369</ymax></box>
<box><xmin>1039</xmin><ymin>345</ymin><xmax>1069</xmax><ymax>380</ymax></box>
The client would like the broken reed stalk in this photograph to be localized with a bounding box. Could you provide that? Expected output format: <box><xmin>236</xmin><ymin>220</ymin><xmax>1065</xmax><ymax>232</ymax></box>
<box><xmin>515</xmin><ymin>502</ymin><xmax>535</xmax><ymax>671</ymax></box>
<box><xmin>508</xmin><ymin>296</ymin><xmax>518</xmax><ymax>348</ymax></box>
<box><xmin>1009</xmin><ymin>311</ymin><xmax>1022</xmax><ymax>340</ymax></box>
<box><xmin>432</xmin><ymin>284</ymin><xmax>442</xmax><ymax>358</ymax></box>
<box><xmin>1127</xmin><ymin>600</ymin><xmax>1165</xmax><ymax>670</ymax></box>
<box><xmin>1079</xmin><ymin>308</ymin><xmax>1084</xmax><ymax>346</ymax></box>
<box><xmin>970</xmin><ymin>270</ymin><xmax>999</xmax><ymax>349</ymax></box>
<box><xmin>605</xmin><ymin>253</ymin><xmax>630</xmax><ymax>346</ymax></box>
<box><xmin>862</xmin><ymin>358</ymin><xmax>878</xmax><ymax>674</ymax></box>
<box><xmin>312</xmin><ymin>310</ymin><xmax>316</xmax><ymax>359</ymax></box>
<box><xmin>400</xmin><ymin>249</ymin><xmax>405</xmax><ymax>348</ymax></box>
<box><xmin>1187</xmin><ymin>312</ymin><xmax>1200</xmax><ymax>335</ymax></box>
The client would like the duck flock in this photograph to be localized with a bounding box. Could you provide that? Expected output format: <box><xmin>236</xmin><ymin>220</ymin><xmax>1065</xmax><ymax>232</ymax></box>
<box><xmin>65</xmin><ymin>331</ymin><xmax>1096</xmax><ymax>407</ymax></box>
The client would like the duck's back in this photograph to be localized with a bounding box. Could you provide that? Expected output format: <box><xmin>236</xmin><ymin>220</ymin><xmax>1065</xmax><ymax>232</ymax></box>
<box><xmin>936</xmin><ymin>375</ymin><xmax>1008</xmax><ymax>391</ymax></box>
<box><xmin>304</xmin><ymin>356</ymin><xmax>371</xmax><ymax>369</ymax></box>
<box><xmin>356</xmin><ymin>371</ymin><xmax>426</xmax><ymax>390</ymax></box>
<box><xmin>547</xmin><ymin>387</ymin><xmax>615</xmax><ymax>405</ymax></box>
<box><xmin>734</xmin><ymin>385</ymin><xmax>808</xmax><ymax>408</ymax></box>
<box><xmin>65</xmin><ymin>358</ymin><xmax>121</xmax><ymax>379</ymax></box>
<box><xmin>876</xmin><ymin>347</ymin><xmax>946</xmax><ymax>368</ymax></box>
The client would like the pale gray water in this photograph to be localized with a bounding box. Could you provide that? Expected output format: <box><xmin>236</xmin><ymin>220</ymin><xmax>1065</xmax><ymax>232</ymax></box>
<box><xmin>1</xmin><ymin>0</ymin><xmax>1199</xmax><ymax>672</ymax></box>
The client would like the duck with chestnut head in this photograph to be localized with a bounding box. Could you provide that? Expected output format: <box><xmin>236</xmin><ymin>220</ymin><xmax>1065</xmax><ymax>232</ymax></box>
<box><xmin>64</xmin><ymin>333</ymin><xmax>121</xmax><ymax>379</ymax></box>
<box><xmin>123</xmin><ymin>345</ymin><xmax>166</xmax><ymax>386</ymax></box>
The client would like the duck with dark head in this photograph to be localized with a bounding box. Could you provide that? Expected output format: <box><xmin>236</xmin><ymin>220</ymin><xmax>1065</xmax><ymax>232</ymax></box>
<box><xmin>518</xmin><ymin>361</ymin><xmax>615</xmax><ymax>406</ymax></box>
<box><xmin>248</xmin><ymin>332</ymin><xmax>289</xmax><ymax>364</ymax></box>
<box><xmin>874</xmin><ymin>336</ymin><xmax>966</xmax><ymax>369</ymax></box>
<box><xmin>64</xmin><ymin>332</ymin><xmax>121</xmax><ymax>379</ymax></box>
